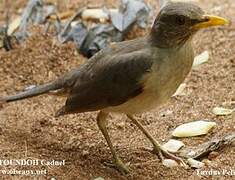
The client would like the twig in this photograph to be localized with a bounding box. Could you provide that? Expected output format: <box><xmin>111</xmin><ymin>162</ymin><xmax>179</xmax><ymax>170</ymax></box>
<box><xmin>180</xmin><ymin>132</ymin><xmax>235</xmax><ymax>159</ymax></box>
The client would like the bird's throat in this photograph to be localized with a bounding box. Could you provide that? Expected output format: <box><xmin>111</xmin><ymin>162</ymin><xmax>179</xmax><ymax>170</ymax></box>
<box><xmin>150</xmin><ymin>29</ymin><xmax>191</xmax><ymax>49</ymax></box>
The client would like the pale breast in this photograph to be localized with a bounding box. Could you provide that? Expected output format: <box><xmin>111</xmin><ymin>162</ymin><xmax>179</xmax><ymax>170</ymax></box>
<box><xmin>104</xmin><ymin>42</ymin><xmax>194</xmax><ymax>115</ymax></box>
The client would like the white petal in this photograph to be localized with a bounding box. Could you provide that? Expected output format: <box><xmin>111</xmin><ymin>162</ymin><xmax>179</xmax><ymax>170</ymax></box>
<box><xmin>82</xmin><ymin>9</ymin><xmax>118</xmax><ymax>21</ymax></box>
<box><xmin>7</xmin><ymin>17</ymin><xmax>21</xmax><ymax>35</ymax></box>
<box><xmin>162</xmin><ymin>159</ymin><xmax>178</xmax><ymax>168</ymax></box>
<box><xmin>94</xmin><ymin>177</ymin><xmax>105</xmax><ymax>180</ymax></box>
<box><xmin>172</xmin><ymin>83</ymin><xmax>187</xmax><ymax>96</ymax></box>
<box><xmin>193</xmin><ymin>51</ymin><xmax>209</xmax><ymax>68</ymax></box>
<box><xmin>187</xmin><ymin>158</ymin><xmax>205</xmax><ymax>168</ymax></box>
<box><xmin>212</xmin><ymin>107</ymin><xmax>234</xmax><ymax>116</ymax></box>
<box><xmin>162</xmin><ymin>139</ymin><xmax>185</xmax><ymax>153</ymax></box>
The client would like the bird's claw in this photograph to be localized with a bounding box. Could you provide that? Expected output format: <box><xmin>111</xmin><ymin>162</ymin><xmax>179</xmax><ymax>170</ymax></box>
<box><xmin>153</xmin><ymin>146</ymin><xmax>188</xmax><ymax>168</ymax></box>
<box><xmin>103</xmin><ymin>157</ymin><xmax>130</xmax><ymax>174</ymax></box>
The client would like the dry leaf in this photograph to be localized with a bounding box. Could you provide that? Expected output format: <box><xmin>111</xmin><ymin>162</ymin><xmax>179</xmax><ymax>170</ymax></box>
<box><xmin>172</xmin><ymin>120</ymin><xmax>216</xmax><ymax>137</ymax></box>
<box><xmin>193</xmin><ymin>51</ymin><xmax>209</xmax><ymax>68</ymax></box>
<box><xmin>212</xmin><ymin>107</ymin><xmax>234</xmax><ymax>116</ymax></box>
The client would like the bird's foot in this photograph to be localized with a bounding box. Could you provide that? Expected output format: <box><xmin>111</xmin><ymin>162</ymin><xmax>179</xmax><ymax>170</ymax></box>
<box><xmin>152</xmin><ymin>145</ymin><xmax>188</xmax><ymax>167</ymax></box>
<box><xmin>104</xmin><ymin>157</ymin><xmax>130</xmax><ymax>174</ymax></box>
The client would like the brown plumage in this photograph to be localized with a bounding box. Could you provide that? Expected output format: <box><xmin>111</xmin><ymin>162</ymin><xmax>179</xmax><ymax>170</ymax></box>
<box><xmin>0</xmin><ymin>2</ymin><xmax>228</xmax><ymax>173</ymax></box>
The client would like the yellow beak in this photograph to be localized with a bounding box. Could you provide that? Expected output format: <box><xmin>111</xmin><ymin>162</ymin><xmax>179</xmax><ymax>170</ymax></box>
<box><xmin>193</xmin><ymin>15</ymin><xmax>229</xmax><ymax>30</ymax></box>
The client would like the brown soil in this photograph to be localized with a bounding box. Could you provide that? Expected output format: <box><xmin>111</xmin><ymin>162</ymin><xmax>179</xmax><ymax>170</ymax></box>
<box><xmin>0</xmin><ymin>0</ymin><xmax>234</xmax><ymax>179</ymax></box>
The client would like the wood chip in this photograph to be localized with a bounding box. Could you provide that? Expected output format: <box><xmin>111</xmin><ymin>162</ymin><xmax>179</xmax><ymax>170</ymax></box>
<box><xmin>7</xmin><ymin>17</ymin><xmax>21</xmax><ymax>35</ymax></box>
<box><xmin>193</xmin><ymin>51</ymin><xmax>209</xmax><ymax>68</ymax></box>
<box><xmin>81</xmin><ymin>9</ymin><xmax>118</xmax><ymax>22</ymax></box>
<box><xmin>49</xmin><ymin>10</ymin><xmax>75</xmax><ymax>20</ymax></box>
<box><xmin>172</xmin><ymin>120</ymin><xmax>216</xmax><ymax>137</ymax></box>
<box><xmin>162</xmin><ymin>159</ymin><xmax>178</xmax><ymax>167</ymax></box>
<box><xmin>172</xmin><ymin>83</ymin><xmax>187</xmax><ymax>96</ymax></box>
<box><xmin>180</xmin><ymin>132</ymin><xmax>235</xmax><ymax>159</ymax></box>
<box><xmin>94</xmin><ymin>178</ymin><xmax>104</xmax><ymax>180</ymax></box>
<box><xmin>162</xmin><ymin>139</ymin><xmax>185</xmax><ymax>153</ymax></box>
<box><xmin>187</xmin><ymin>158</ymin><xmax>205</xmax><ymax>168</ymax></box>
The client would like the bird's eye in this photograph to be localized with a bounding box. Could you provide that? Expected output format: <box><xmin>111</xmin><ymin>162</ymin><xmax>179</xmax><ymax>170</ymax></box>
<box><xmin>175</xmin><ymin>16</ymin><xmax>186</xmax><ymax>25</ymax></box>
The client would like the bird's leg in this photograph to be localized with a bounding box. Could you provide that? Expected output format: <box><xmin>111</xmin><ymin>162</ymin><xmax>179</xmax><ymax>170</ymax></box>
<box><xmin>97</xmin><ymin>111</ymin><xmax>130</xmax><ymax>173</ymax></box>
<box><xmin>127</xmin><ymin>114</ymin><xmax>187</xmax><ymax>166</ymax></box>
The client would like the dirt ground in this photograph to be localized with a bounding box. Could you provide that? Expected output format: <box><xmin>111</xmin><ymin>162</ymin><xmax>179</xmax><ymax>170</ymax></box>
<box><xmin>0</xmin><ymin>0</ymin><xmax>234</xmax><ymax>179</ymax></box>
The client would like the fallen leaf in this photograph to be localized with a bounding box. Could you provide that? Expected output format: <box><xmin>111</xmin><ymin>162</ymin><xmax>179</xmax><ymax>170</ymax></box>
<box><xmin>172</xmin><ymin>120</ymin><xmax>216</xmax><ymax>137</ymax></box>
<box><xmin>193</xmin><ymin>51</ymin><xmax>209</xmax><ymax>68</ymax></box>
<box><xmin>212</xmin><ymin>107</ymin><xmax>234</xmax><ymax>116</ymax></box>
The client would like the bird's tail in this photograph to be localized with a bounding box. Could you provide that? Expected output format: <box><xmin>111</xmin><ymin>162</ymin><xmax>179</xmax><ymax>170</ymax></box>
<box><xmin>0</xmin><ymin>79</ymin><xmax>65</xmax><ymax>104</ymax></box>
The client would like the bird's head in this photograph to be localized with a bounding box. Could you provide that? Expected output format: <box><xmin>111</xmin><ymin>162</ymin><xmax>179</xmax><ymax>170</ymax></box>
<box><xmin>151</xmin><ymin>2</ymin><xmax>229</xmax><ymax>48</ymax></box>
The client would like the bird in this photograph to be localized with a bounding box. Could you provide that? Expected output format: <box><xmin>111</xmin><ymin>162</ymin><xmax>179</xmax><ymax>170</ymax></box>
<box><xmin>0</xmin><ymin>1</ymin><xmax>228</xmax><ymax>173</ymax></box>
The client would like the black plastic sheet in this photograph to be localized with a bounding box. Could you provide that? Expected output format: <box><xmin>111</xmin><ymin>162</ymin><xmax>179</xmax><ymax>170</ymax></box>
<box><xmin>3</xmin><ymin>0</ymin><xmax>151</xmax><ymax>58</ymax></box>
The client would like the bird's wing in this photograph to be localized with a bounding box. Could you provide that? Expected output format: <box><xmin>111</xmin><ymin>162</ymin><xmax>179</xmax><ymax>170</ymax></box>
<box><xmin>59</xmin><ymin>44</ymin><xmax>154</xmax><ymax>115</ymax></box>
